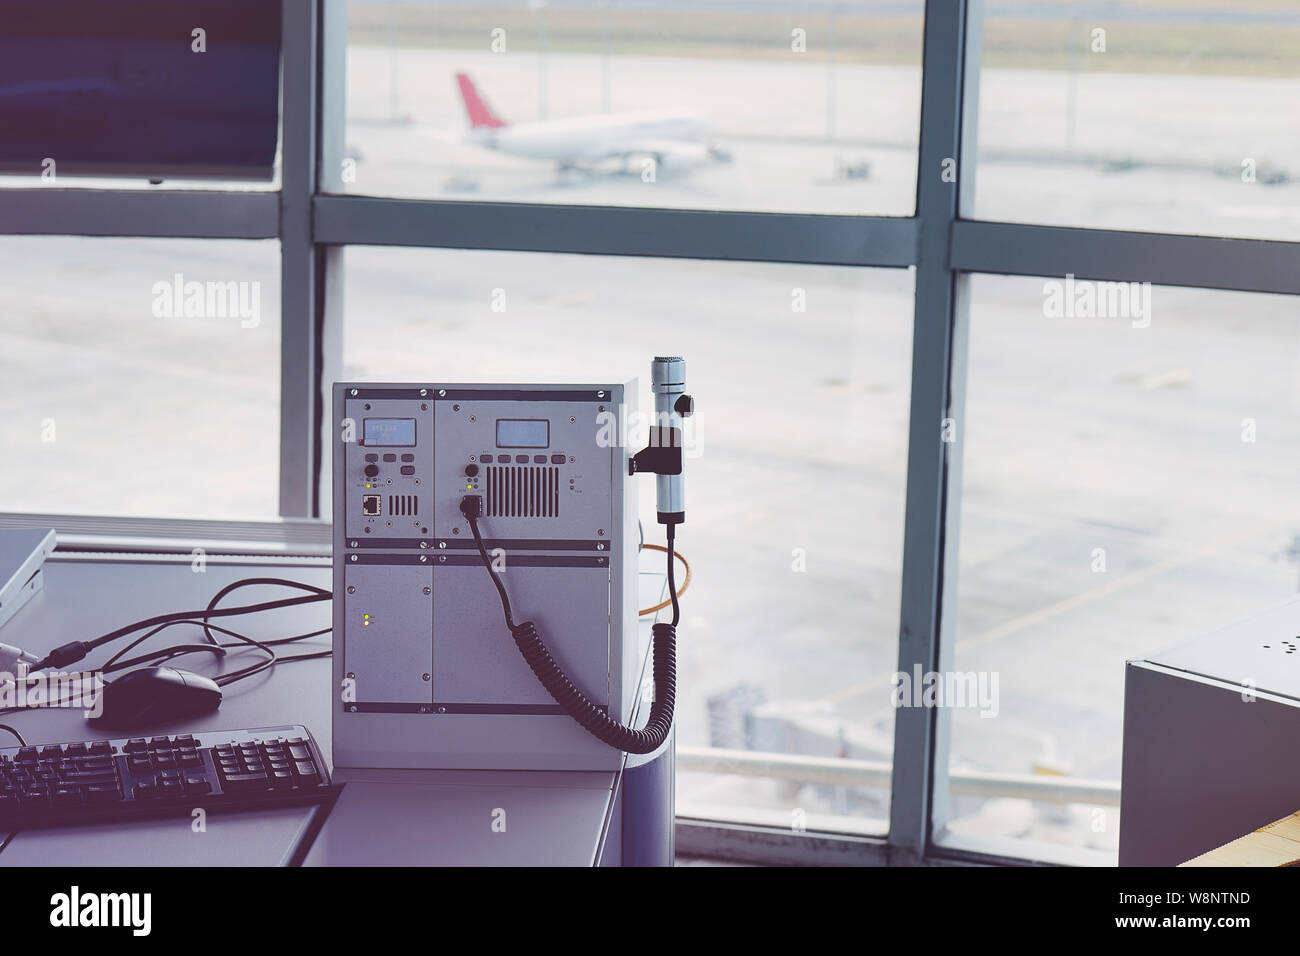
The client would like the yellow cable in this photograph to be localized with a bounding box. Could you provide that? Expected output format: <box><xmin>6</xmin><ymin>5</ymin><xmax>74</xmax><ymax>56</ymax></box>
<box><xmin>637</xmin><ymin>544</ymin><xmax>691</xmax><ymax>616</ymax></box>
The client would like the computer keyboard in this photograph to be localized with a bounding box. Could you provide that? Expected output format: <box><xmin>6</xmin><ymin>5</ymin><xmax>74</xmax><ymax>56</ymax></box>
<box><xmin>0</xmin><ymin>725</ymin><xmax>332</xmax><ymax>829</ymax></box>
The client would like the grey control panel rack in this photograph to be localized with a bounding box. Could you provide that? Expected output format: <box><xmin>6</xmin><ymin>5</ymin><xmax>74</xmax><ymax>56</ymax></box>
<box><xmin>331</xmin><ymin>382</ymin><xmax>640</xmax><ymax>777</ymax></box>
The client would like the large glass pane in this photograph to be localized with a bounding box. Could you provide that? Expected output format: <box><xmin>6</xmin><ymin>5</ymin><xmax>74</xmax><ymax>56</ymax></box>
<box><xmin>336</xmin><ymin>0</ymin><xmax>923</xmax><ymax>215</ymax></box>
<box><xmin>975</xmin><ymin>1</ymin><xmax>1300</xmax><ymax>240</ymax></box>
<box><xmin>0</xmin><ymin>237</ymin><xmax>282</xmax><ymax>517</ymax></box>
<box><xmin>342</xmin><ymin>246</ymin><xmax>913</xmax><ymax>832</ymax></box>
<box><xmin>945</xmin><ymin>274</ymin><xmax>1300</xmax><ymax>861</ymax></box>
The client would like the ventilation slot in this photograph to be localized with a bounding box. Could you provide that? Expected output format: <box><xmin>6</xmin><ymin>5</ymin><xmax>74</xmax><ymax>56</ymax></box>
<box><xmin>388</xmin><ymin>494</ymin><xmax>418</xmax><ymax>516</ymax></box>
<box><xmin>486</xmin><ymin>466</ymin><xmax>559</xmax><ymax>518</ymax></box>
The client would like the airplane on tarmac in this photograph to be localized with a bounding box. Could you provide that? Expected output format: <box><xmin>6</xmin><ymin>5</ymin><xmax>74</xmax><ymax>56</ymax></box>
<box><xmin>454</xmin><ymin>71</ymin><xmax>729</xmax><ymax>174</ymax></box>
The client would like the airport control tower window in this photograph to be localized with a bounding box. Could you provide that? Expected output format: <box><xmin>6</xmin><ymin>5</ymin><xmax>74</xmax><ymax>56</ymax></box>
<box><xmin>342</xmin><ymin>246</ymin><xmax>915</xmax><ymax>834</ymax></box>
<box><xmin>973</xmin><ymin>1</ymin><xmax>1300</xmax><ymax>241</ymax></box>
<box><xmin>0</xmin><ymin>237</ymin><xmax>282</xmax><ymax>518</ymax></box>
<box><xmin>943</xmin><ymin>275</ymin><xmax>1300</xmax><ymax>858</ymax></box>
<box><xmin>334</xmin><ymin>0</ymin><xmax>924</xmax><ymax>216</ymax></box>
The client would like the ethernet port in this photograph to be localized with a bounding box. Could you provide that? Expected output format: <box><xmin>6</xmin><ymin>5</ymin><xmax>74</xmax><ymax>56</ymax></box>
<box><xmin>362</xmin><ymin>494</ymin><xmax>381</xmax><ymax>516</ymax></box>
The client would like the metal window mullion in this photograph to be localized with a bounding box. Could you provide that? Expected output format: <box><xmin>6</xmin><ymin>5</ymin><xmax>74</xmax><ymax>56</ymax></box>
<box><xmin>951</xmin><ymin>220</ymin><xmax>1300</xmax><ymax>295</ymax></box>
<box><xmin>312</xmin><ymin>195</ymin><xmax>920</xmax><ymax>268</ymax></box>
<box><xmin>281</xmin><ymin>0</ymin><xmax>344</xmax><ymax>519</ymax></box>
<box><xmin>278</xmin><ymin>0</ymin><xmax>320</xmax><ymax>517</ymax></box>
<box><xmin>313</xmin><ymin>0</ymin><xmax>348</xmax><ymax>517</ymax></box>
<box><xmin>889</xmin><ymin>0</ymin><xmax>980</xmax><ymax>864</ymax></box>
<box><xmin>0</xmin><ymin>189</ymin><xmax>278</xmax><ymax>239</ymax></box>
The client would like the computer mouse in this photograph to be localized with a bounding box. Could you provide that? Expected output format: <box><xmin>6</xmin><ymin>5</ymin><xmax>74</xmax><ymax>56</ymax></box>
<box><xmin>87</xmin><ymin>666</ymin><xmax>222</xmax><ymax>730</ymax></box>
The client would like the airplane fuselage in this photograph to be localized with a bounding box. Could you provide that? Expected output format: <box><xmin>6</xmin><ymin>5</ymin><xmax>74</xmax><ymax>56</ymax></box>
<box><xmin>469</xmin><ymin>108</ymin><xmax>708</xmax><ymax>164</ymax></box>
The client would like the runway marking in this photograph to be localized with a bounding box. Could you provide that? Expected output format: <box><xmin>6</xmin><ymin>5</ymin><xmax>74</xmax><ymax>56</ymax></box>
<box><xmin>1140</xmin><ymin>367</ymin><xmax>1191</xmax><ymax>390</ymax></box>
<box><xmin>826</xmin><ymin>518</ymin><xmax>1278</xmax><ymax>705</ymax></box>
<box><xmin>957</xmin><ymin>518</ymin><xmax>1276</xmax><ymax>654</ymax></box>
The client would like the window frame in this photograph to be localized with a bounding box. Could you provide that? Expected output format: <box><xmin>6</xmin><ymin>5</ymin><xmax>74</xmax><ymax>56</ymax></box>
<box><xmin>1</xmin><ymin>0</ymin><xmax>1297</xmax><ymax>866</ymax></box>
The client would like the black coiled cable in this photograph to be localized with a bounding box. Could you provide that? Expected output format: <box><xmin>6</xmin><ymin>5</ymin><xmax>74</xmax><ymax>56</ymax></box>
<box><xmin>463</xmin><ymin>497</ymin><xmax>677</xmax><ymax>755</ymax></box>
<box><xmin>507</xmin><ymin>620</ymin><xmax>675</xmax><ymax>754</ymax></box>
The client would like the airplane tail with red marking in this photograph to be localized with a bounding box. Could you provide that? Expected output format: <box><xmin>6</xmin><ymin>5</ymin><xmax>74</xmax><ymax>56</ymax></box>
<box><xmin>455</xmin><ymin>72</ymin><xmax>507</xmax><ymax>129</ymax></box>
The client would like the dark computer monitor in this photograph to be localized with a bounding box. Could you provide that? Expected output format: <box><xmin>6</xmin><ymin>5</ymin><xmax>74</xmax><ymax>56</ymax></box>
<box><xmin>0</xmin><ymin>0</ymin><xmax>281</xmax><ymax>181</ymax></box>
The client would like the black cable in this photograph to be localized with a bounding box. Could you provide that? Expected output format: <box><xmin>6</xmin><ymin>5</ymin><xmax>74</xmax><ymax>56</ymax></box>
<box><xmin>198</xmin><ymin>578</ymin><xmax>331</xmax><ymax>649</ymax></box>
<box><xmin>0</xmin><ymin>724</ymin><xmax>26</xmax><ymax>746</ymax></box>
<box><xmin>196</xmin><ymin>578</ymin><xmax>334</xmax><ymax>686</ymax></box>
<box><xmin>462</xmin><ymin>495</ymin><xmax>676</xmax><ymax>755</ymax></box>
<box><xmin>83</xmin><ymin>578</ymin><xmax>333</xmax><ymax>684</ymax></box>
<box><xmin>106</xmin><ymin>644</ymin><xmax>227</xmax><ymax>672</ymax></box>
<box><xmin>101</xmin><ymin>619</ymin><xmax>231</xmax><ymax>673</ymax></box>
<box><xmin>0</xmin><ymin>637</ymin><xmax>332</xmax><ymax>717</ymax></box>
<box><xmin>220</xmin><ymin>648</ymin><xmax>332</xmax><ymax>685</ymax></box>
<box><xmin>232</xmin><ymin>626</ymin><xmax>331</xmax><ymax>647</ymax></box>
<box><xmin>14</xmin><ymin>578</ymin><xmax>333</xmax><ymax>713</ymax></box>
<box><xmin>34</xmin><ymin>581</ymin><xmax>330</xmax><ymax>670</ymax></box>
<box><xmin>99</xmin><ymin>620</ymin><xmax>331</xmax><ymax>676</ymax></box>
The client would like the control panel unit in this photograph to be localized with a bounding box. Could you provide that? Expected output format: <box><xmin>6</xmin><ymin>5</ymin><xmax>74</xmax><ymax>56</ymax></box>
<box><xmin>331</xmin><ymin>382</ymin><xmax>640</xmax><ymax>775</ymax></box>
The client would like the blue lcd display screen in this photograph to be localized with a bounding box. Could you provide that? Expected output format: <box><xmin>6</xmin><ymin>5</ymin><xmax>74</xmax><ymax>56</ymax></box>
<box><xmin>363</xmin><ymin>418</ymin><xmax>416</xmax><ymax>446</ymax></box>
<box><xmin>496</xmin><ymin>419</ymin><xmax>549</xmax><ymax>448</ymax></box>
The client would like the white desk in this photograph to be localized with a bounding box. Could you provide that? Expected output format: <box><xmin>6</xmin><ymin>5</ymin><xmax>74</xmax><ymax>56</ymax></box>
<box><xmin>0</xmin><ymin>553</ymin><xmax>672</xmax><ymax>866</ymax></box>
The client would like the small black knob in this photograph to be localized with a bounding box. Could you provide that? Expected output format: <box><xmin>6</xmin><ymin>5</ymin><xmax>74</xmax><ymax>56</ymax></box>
<box><xmin>465</xmin><ymin>463</ymin><xmax>479</xmax><ymax>477</ymax></box>
<box><xmin>674</xmin><ymin>394</ymin><xmax>695</xmax><ymax>417</ymax></box>
<box><xmin>363</xmin><ymin>463</ymin><xmax>379</xmax><ymax>479</ymax></box>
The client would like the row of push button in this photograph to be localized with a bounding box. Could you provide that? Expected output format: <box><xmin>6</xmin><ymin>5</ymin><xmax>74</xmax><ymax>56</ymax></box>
<box><xmin>135</xmin><ymin>770</ymin><xmax>209</xmax><ymax>800</ymax></box>
<box><xmin>213</xmin><ymin>736</ymin><xmax>321</xmax><ymax>792</ymax></box>
<box><xmin>0</xmin><ymin>725</ymin><xmax>330</xmax><ymax>828</ymax></box>
<box><xmin>364</xmin><ymin>453</ymin><xmax>415</xmax><ymax>463</ymax></box>
<box><xmin>8</xmin><ymin>740</ymin><xmax>113</xmax><ymax>763</ymax></box>
<box><xmin>480</xmin><ymin>454</ymin><xmax>567</xmax><ymax>465</ymax></box>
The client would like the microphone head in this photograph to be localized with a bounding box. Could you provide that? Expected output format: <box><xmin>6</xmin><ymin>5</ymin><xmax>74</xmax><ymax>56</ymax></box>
<box><xmin>651</xmin><ymin>356</ymin><xmax>685</xmax><ymax>392</ymax></box>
